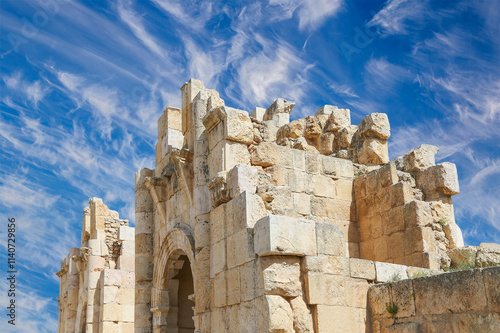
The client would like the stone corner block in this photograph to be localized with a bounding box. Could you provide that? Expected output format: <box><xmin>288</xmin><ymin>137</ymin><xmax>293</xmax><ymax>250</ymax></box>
<box><xmin>254</xmin><ymin>215</ymin><xmax>316</xmax><ymax>257</ymax></box>
<box><xmin>118</xmin><ymin>226</ymin><xmax>135</xmax><ymax>241</ymax></box>
<box><xmin>375</xmin><ymin>261</ymin><xmax>409</xmax><ymax>283</ymax></box>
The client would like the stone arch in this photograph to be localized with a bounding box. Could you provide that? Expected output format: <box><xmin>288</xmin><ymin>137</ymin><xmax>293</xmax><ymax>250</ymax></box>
<box><xmin>152</xmin><ymin>227</ymin><xmax>196</xmax><ymax>333</ymax></box>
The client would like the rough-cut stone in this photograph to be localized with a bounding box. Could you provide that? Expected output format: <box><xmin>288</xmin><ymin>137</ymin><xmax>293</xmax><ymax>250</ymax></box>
<box><xmin>403</xmin><ymin>144</ymin><xmax>439</xmax><ymax>171</ymax></box>
<box><xmin>359</xmin><ymin>113</ymin><xmax>390</xmax><ymax>139</ymax></box>
<box><xmin>56</xmin><ymin>198</ymin><xmax>134</xmax><ymax>333</ymax></box>
<box><xmin>60</xmin><ymin>79</ymin><xmax>498</xmax><ymax>333</ymax></box>
<box><xmin>254</xmin><ymin>215</ymin><xmax>317</xmax><ymax>257</ymax></box>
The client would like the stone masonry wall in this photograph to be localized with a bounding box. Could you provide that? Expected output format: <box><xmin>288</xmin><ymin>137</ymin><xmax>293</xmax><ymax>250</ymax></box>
<box><xmin>368</xmin><ymin>266</ymin><xmax>500</xmax><ymax>332</ymax></box>
<box><xmin>57</xmin><ymin>198</ymin><xmax>135</xmax><ymax>333</ymax></box>
<box><xmin>133</xmin><ymin>78</ymin><xmax>499</xmax><ymax>333</ymax></box>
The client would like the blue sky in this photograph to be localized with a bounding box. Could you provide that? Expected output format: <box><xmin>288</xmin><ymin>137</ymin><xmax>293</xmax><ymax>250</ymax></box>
<box><xmin>0</xmin><ymin>0</ymin><xmax>499</xmax><ymax>331</ymax></box>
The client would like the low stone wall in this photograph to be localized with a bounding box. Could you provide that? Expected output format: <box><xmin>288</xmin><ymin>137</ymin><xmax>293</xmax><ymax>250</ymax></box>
<box><xmin>368</xmin><ymin>266</ymin><xmax>500</xmax><ymax>332</ymax></box>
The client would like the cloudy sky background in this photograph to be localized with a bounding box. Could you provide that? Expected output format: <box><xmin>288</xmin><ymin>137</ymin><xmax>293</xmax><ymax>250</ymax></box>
<box><xmin>0</xmin><ymin>0</ymin><xmax>499</xmax><ymax>331</ymax></box>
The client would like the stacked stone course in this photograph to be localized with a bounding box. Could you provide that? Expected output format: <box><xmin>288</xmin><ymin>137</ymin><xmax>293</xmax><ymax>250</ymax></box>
<box><xmin>58</xmin><ymin>78</ymin><xmax>500</xmax><ymax>333</ymax></box>
<box><xmin>131</xmin><ymin>78</ymin><xmax>500</xmax><ymax>333</ymax></box>
<box><xmin>57</xmin><ymin>198</ymin><xmax>135</xmax><ymax>333</ymax></box>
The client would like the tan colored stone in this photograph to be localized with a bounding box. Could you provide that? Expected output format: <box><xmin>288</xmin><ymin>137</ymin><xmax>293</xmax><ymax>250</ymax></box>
<box><xmin>257</xmin><ymin>256</ymin><xmax>302</xmax><ymax>297</ymax></box>
<box><xmin>290</xmin><ymin>297</ymin><xmax>314</xmax><ymax>332</ymax></box>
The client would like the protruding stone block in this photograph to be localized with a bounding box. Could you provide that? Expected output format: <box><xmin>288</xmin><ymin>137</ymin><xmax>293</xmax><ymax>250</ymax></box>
<box><xmin>417</xmin><ymin>162</ymin><xmax>460</xmax><ymax>195</ymax></box>
<box><xmin>359</xmin><ymin>113</ymin><xmax>390</xmax><ymax>139</ymax></box>
<box><xmin>254</xmin><ymin>215</ymin><xmax>317</xmax><ymax>257</ymax></box>
<box><xmin>403</xmin><ymin>144</ymin><xmax>439</xmax><ymax>171</ymax></box>
<box><xmin>118</xmin><ymin>226</ymin><xmax>135</xmax><ymax>241</ymax></box>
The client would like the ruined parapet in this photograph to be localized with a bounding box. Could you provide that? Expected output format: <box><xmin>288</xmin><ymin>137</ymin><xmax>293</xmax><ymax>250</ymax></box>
<box><xmin>56</xmin><ymin>198</ymin><xmax>134</xmax><ymax>333</ymax></box>
<box><xmin>134</xmin><ymin>78</ymin><xmax>498</xmax><ymax>333</ymax></box>
<box><xmin>368</xmin><ymin>266</ymin><xmax>500</xmax><ymax>332</ymax></box>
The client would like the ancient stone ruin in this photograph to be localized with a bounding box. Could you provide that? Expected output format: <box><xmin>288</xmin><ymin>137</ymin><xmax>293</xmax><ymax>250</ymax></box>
<box><xmin>58</xmin><ymin>79</ymin><xmax>500</xmax><ymax>333</ymax></box>
<box><xmin>57</xmin><ymin>198</ymin><xmax>135</xmax><ymax>332</ymax></box>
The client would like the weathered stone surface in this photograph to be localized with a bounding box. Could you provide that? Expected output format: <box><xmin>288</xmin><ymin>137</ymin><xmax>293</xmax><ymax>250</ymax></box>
<box><xmin>254</xmin><ymin>215</ymin><xmax>317</xmax><ymax>257</ymax></box>
<box><xmin>290</xmin><ymin>297</ymin><xmax>314</xmax><ymax>332</ymax></box>
<box><xmin>359</xmin><ymin>113</ymin><xmax>390</xmax><ymax>139</ymax></box>
<box><xmin>417</xmin><ymin>162</ymin><xmax>460</xmax><ymax>196</ymax></box>
<box><xmin>257</xmin><ymin>256</ymin><xmax>302</xmax><ymax>297</ymax></box>
<box><xmin>358</xmin><ymin>138</ymin><xmax>389</xmax><ymax>164</ymax></box>
<box><xmin>403</xmin><ymin>144</ymin><xmax>439</xmax><ymax>172</ymax></box>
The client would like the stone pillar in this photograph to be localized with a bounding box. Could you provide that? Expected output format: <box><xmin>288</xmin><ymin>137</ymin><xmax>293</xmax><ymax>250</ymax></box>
<box><xmin>135</xmin><ymin>168</ymin><xmax>155</xmax><ymax>333</ymax></box>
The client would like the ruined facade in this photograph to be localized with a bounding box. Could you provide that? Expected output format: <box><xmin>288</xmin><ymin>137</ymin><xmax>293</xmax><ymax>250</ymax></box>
<box><xmin>58</xmin><ymin>79</ymin><xmax>500</xmax><ymax>333</ymax></box>
<box><xmin>57</xmin><ymin>198</ymin><xmax>135</xmax><ymax>333</ymax></box>
<box><xmin>133</xmin><ymin>79</ymin><xmax>500</xmax><ymax>333</ymax></box>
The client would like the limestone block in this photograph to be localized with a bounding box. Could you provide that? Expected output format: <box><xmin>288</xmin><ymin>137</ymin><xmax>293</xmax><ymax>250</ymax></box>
<box><xmin>161</xmin><ymin>128</ymin><xmax>183</xmax><ymax>156</ymax></box>
<box><xmin>403</xmin><ymin>144</ymin><xmax>439</xmax><ymax>171</ymax></box>
<box><xmin>316</xmin><ymin>223</ymin><xmax>347</xmax><ymax>256</ymax></box>
<box><xmin>257</xmin><ymin>256</ymin><xmax>302</xmax><ymax>297</ymax></box>
<box><xmin>476</xmin><ymin>243</ymin><xmax>500</xmax><ymax>267</ymax></box>
<box><xmin>359</xmin><ymin>113</ymin><xmax>390</xmax><ymax>139</ymax></box>
<box><xmin>254</xmin><ymin>215</ymin><xmax>317</xmax><ymax>257</ymax></box>
<box><xmin>195</xmin><ymin>214</ymin><xmax>210</xmax><ymax>250</ymax></box>
<box><xmin>316</xmin><ymin>305</ymin><xmax>366</xmax><ymax>333</ymax></box>
<box><xmin>194</xmin><ymin>247</ymin><xmax>211</xmax><ymax>314</ymax></box>
<box><xmin>227</xmin><ymin>229</ymin><xmax>254</xmax><ymax>268</ymax></box>
<box><xmin>390</xmin><ymin>182</ymin><xmax>414</xmax><ymax>208</ymax></box>
<box><xmin>210</xmin><ymin>203</ymin><xmax>226</xmax><ymax>244</ymax></box>
<box><xmin>135</xmin><ymin>254</ymin><xmax>153</xmax><ymax>282</ymax></box>
<box><xmin>373</xmin><ymin>236</ymin><xmax>388</xmax><ymax>261</ymax></box>
<box><xmin>118</xmin><ymin>226</ymin><xmax>135</xmax><ymax>241</ymax></box>
<box><xmin>375</xmin><ymin>262</ymin><xmax>408</xmax><ymax>282</ymax></box>
<box><xmin>318</xmin><ymin>132</ymin><xmax>335</xmax><ymax>155</ymax></box>
<box><xmin>293</xmin><ymin>192</ymin><xmax>311</xmax><ymax>215</ymax></box>
<box><xmin>303</xmin><ymin>255</ymin><xmax>349</xmax><ymax>276</ymax></box>
<box><xmin>416</xmin><ymin>162</ymin><xmax>460</xmax><ymax>196</ymax></box>
<box><xmin>387</xmin><ymin>232</ymin><xmax>405</xmax><ymax>259</ymax></box>
<box><xmin>122</xmin><ymin>322</ymin><xmax>134</xmax><ymax>333</ymax></box>
<box><xmin>228</xmin><ymin>164</ymin><xmax>258</xmax><ymax>198</ymax></box>
<box><xmin>320</xmin><ymin>155</ymin><xmax>354</xmax><ymax>179</ymax></box>
<box><xmin>225</xmin><ymin>140</ymin><xmax>251</xmax><ymax>169</ymax></box>
<box><xmin>251</xmin><ymin>107</ymin><xmax>266</xmax><ymax>121</ymax></box>
<box><xmin>338</xmin><ymin>125</ymin><xmax>357</xmax><ymax>149</ymax></box>
<box><xmin>88</xmin><ymin>239</ymin><xmax>108</xmax><ymax>257</ymax></box>
<box><xmin>368</xmin><ymin>279</ymin><xmax>415</xmax><ymax>319</ymax></box>
<box><xmin>102</xmin><ymin>302</ymin><xmax>122</xmax><ymax>321</ymax></box>
<box><xmin>287</xmin><ymin>169</ymin><xmax>312</xmax><ymax>194</ymax></box>
<box><xmin>119</xmin><ymin>288</ymin><xmax>135</xmax><ymax>305</ymax></box>
<box><xmin>345</xmin><ymin>278</ymin><xmax>371</xmax><ymax>308</ymax></box>
<box><xmin>358</xmin><ymin>138</ymin><xmax>389</xmax><ymax>165</ymax></box>
<box><xmin>317</xmin><ymin>106</ymin><xmax>351</xmax><ymax>131</ymax></box>
<box><xmin>102</xmin><ymin>285</ymin><xmax>119</xmax><ymax>304</ymax></box>
<box><xmin>251</xmin><ymin>142</ymin><xmax>281</xmax><ymax>167</ymax></box>
<box><xmin>135</xmin><ymin>233</ymin><xmax>153</xmax><ymax>255</ymax></box>
<box><xmin>482</xmin><ymin>266</ymin><xmax>500</xmax><ymax>312</ymax></box>
<box><xmin>413</xmin><ymin>269</ymin><xmax>487</xmax><ymax>314</ymax></box>
<box><xmin>304</xmin><ymin>116</ymin><xmax>322</xmax><ymax>139</ymax></box>
<box><xmin>256</xmin><ymin>295</ymin><xmax>294</xmax><ymax>333</ymax></box>
<box><xmin>135</xmin><ymin>189</ymin><xmax>154</xmax><ymax>213</ymax></box>
<box><xmin>335</xmin><ymin>179</ymin><xmax>353</xmax><ymax>200</ymax></box>
<box><xmin>264</xmin><ymin>98</ymin><xmax>295</xmax><ymax>121</ymax></box>
<box><xmin>100</xmin><ymin>321</ymin><xmax>121</xmax><ymax>332</ymax></box>
<box><xmin>214</xmin><ymin>271</ymin><xmax>227</xmax><ymax>308</ymax></box>
<box><xmin>210</xmin><ymin>240</ymin><xmax>226</xmax><ymax>278</ymax></box>
<box><xmin>194</xmin><ymin>185</ymin><xmax>211</xmax><ymax>216</ymax></box>
<box><xmin>306</xmin><ymin>272</ymin><xmax>346</xmax><ymax>305</ymax></box>
<box><xmin>350</xmin><ymin>258</ymin><xmax>376</xmax><ymax>280</ymax></box>
<box><xmin>403</xmin><ymin>200</ymin><xmax>433</xmax><ymax>228</ymax></box>
<box><xmin>230</xmin><ymin>191</ymin><xmax>267</xmax><ymax>233</ymax></box>
<box><xmin>290</xmin><ymin>297</ymin><xmax>314</xmax><ymax>333</ymax></box>
<box><xmin>135</xmin><ymin>212</ymin><xmax>154</xmax><ymax>234</ymax></box>
<box><xmin>118</xmin><ymin>256</ymin><xmax>135</xmax><ymax>272</ymax></box>
<box><xmin>226</xmin><ymin>267</ymin><xmax>241</xmax><ymax>305</ymax></box>
<box><xmin>311</xmin><ymin>174</ymin><xmax>335</xmax><ymax>198</ymax></box>
<box><xmin>382</xmin><ymin>206</ymin><xmax>404</xmax><ymax>235</ymax></box>
<box><xmin>101</xmin><ymin>269</ymin><xmax>122</xmax><ymax>286</ymax></box>
<box><xmin>305</xmin><ymin>150</ymin><xmax>321</xmax><ymax>174</ymax></box>
<box><xmin>443</xmin><ymin>222</ymin><xmax>464</xmax><ymax>248</ymax></box>
<box><xmin>240</xmin><ymin>261</ymin><xmax>257</xmax><ymax>301</ymax></box>
<box><xmin>120</xmin><ymin>240</ymin><xmax>134</xmax><ymax>256</ymax></box>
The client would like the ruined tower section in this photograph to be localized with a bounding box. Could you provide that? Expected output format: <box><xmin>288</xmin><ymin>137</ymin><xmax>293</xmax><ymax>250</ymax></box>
<box><xmin>135</xmin><ymin>79</ymin><xmax>467</xmax><ymax>333</ymax></box>
<box><xmin>57</xmin><ymin>198</ymin><xmax>135</xmax><ymax>333</ymax></box>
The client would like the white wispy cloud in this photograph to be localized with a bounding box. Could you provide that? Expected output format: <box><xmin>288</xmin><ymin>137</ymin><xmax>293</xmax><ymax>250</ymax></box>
<box><xmin>368</xmin><ymin>0</ymin><xmax>427</xmax><ymax>35</ymax></box>
<box><xmin>268</xmin><ymin>0</ymin><xmax>344</xmax><ymax>31</ymax></box>
<box><xmin>329</xmin><ymin>82</ymin><xmax>359</xmax><ymax>98</ymax></box>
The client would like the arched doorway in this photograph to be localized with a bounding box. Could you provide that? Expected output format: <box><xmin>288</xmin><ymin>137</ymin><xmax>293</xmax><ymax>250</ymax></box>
<box><xmin>152</xmin><ymin>228</ymin><xmax>196</xmax><ymax>333</ymax></box>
